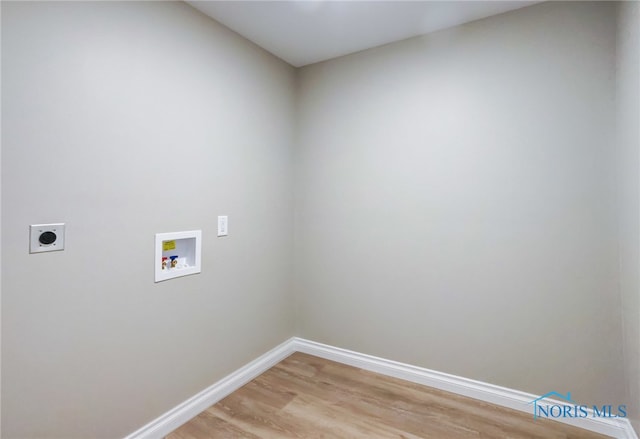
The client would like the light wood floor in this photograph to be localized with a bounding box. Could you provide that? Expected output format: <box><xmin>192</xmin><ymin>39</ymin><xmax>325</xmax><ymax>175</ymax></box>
<box><xmin>167</xmin><ymin>352</ymin><xmax>611</xmax><ymax>438</ymax></box>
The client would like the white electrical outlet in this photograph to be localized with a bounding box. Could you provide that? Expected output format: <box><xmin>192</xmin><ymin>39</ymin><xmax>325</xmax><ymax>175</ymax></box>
<box><xmin>30</xmin><ymin>223</ymin><xmax>65</xmax><ymax>253</ymax></box>
<box><xmin>217</xmin><ymin>216</ymin><xmax>228</xmax><ymax>237</ymax></box>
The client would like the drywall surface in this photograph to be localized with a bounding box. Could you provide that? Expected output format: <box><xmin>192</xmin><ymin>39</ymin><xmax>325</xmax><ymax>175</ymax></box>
<box><xmin>296</xmin><ymin>1</ymin><xmax>624</xmax><ymax>407</ymax></box>
<box><xmin>616</xmin><ymin>0</ymin><xmax>640</xmax><ymax>429</ymax></box>
<box><xmin>1</xmin><ymin>2</ymin><xmax>295</xmax><ymax>437</ymax></box>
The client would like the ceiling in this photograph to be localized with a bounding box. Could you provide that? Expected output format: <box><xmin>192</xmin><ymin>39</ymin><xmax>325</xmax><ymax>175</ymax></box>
<box><xmin>186</xmin><ymin>1</ymin><xmax>541</xmax><ymax>67</ymax></box>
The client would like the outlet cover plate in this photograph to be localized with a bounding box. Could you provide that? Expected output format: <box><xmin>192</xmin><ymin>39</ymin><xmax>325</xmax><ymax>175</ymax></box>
<box><xmin>30</xmin><ymin>223</ymin><xmax>65</xmax><ymax>253</ymax></box>
<box><xmin>217</xmin><ymin>216</ymin><xmax>228</xmax><ymax>237</ymax></box>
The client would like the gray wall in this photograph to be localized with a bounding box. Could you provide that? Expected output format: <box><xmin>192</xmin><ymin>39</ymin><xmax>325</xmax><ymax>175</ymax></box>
<box><xmin>1</xmin><ymin>2</ymin><xmax>295</xmax><ymax>438</ymax></box>
<box><xmin>295</xmin><ymin>1</ymin><xmax>625</xmax><ymax>408</ymax></box>
<box><xmin>617</xmin><ymin>0</ymin><xmax>640</xmax><ymax>430</ymax></box>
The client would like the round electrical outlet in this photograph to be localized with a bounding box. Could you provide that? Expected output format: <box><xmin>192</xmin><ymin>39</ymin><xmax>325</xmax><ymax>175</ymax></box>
<box><xmin>29</xmin><ymin>223</ymin><xmax>65</xmax><ymax>253</ymax></box>
<box><xmin>39</xmin><ymin>231</ymin><xmax>57</xmax><ymax>245</ymax></box>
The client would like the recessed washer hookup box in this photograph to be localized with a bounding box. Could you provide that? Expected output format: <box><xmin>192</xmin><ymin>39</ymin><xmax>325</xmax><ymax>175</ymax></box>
<box><xmin>155</xmin><ymin>230</ymin><xmax>202</xmax><ymax>282</ymax></box>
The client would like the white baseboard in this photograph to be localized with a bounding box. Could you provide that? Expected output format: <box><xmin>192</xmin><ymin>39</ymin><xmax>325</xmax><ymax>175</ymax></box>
<box><xmin>291</xmin><ymin>338</ymin><xmax>638</xmax><ymax>439</ymax></box>
<box><xmin>124</xmin><ymin>337</ymin><xmax>638</xmax><ymax>439</ymax></box>
<box><xmin>123</xmin><ymin>337</ymin><xmax>297</xmax><ymax>439</ymax></box>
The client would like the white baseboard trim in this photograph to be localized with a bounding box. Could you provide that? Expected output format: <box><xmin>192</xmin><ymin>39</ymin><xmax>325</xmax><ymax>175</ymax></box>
<box><xmin>291</xmin><ymin>337</ymin><xmax>638</xmax><ymax>439</ymax></box>
<box><xmin>124</xmin><ymin>337</ymin><xmax>638</xmax><ymax>439</ymax></box>
<box><xmin>123</xmin><ymin>337</ymin><xmax>297</xmax><ymax>439</ymax></box>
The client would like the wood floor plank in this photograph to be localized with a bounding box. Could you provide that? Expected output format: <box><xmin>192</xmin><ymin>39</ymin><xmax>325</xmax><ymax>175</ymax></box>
<box><xmin>167</xmin><ymin>352</ymin><xmax>612</xmax><ymax>439</ymax></box>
